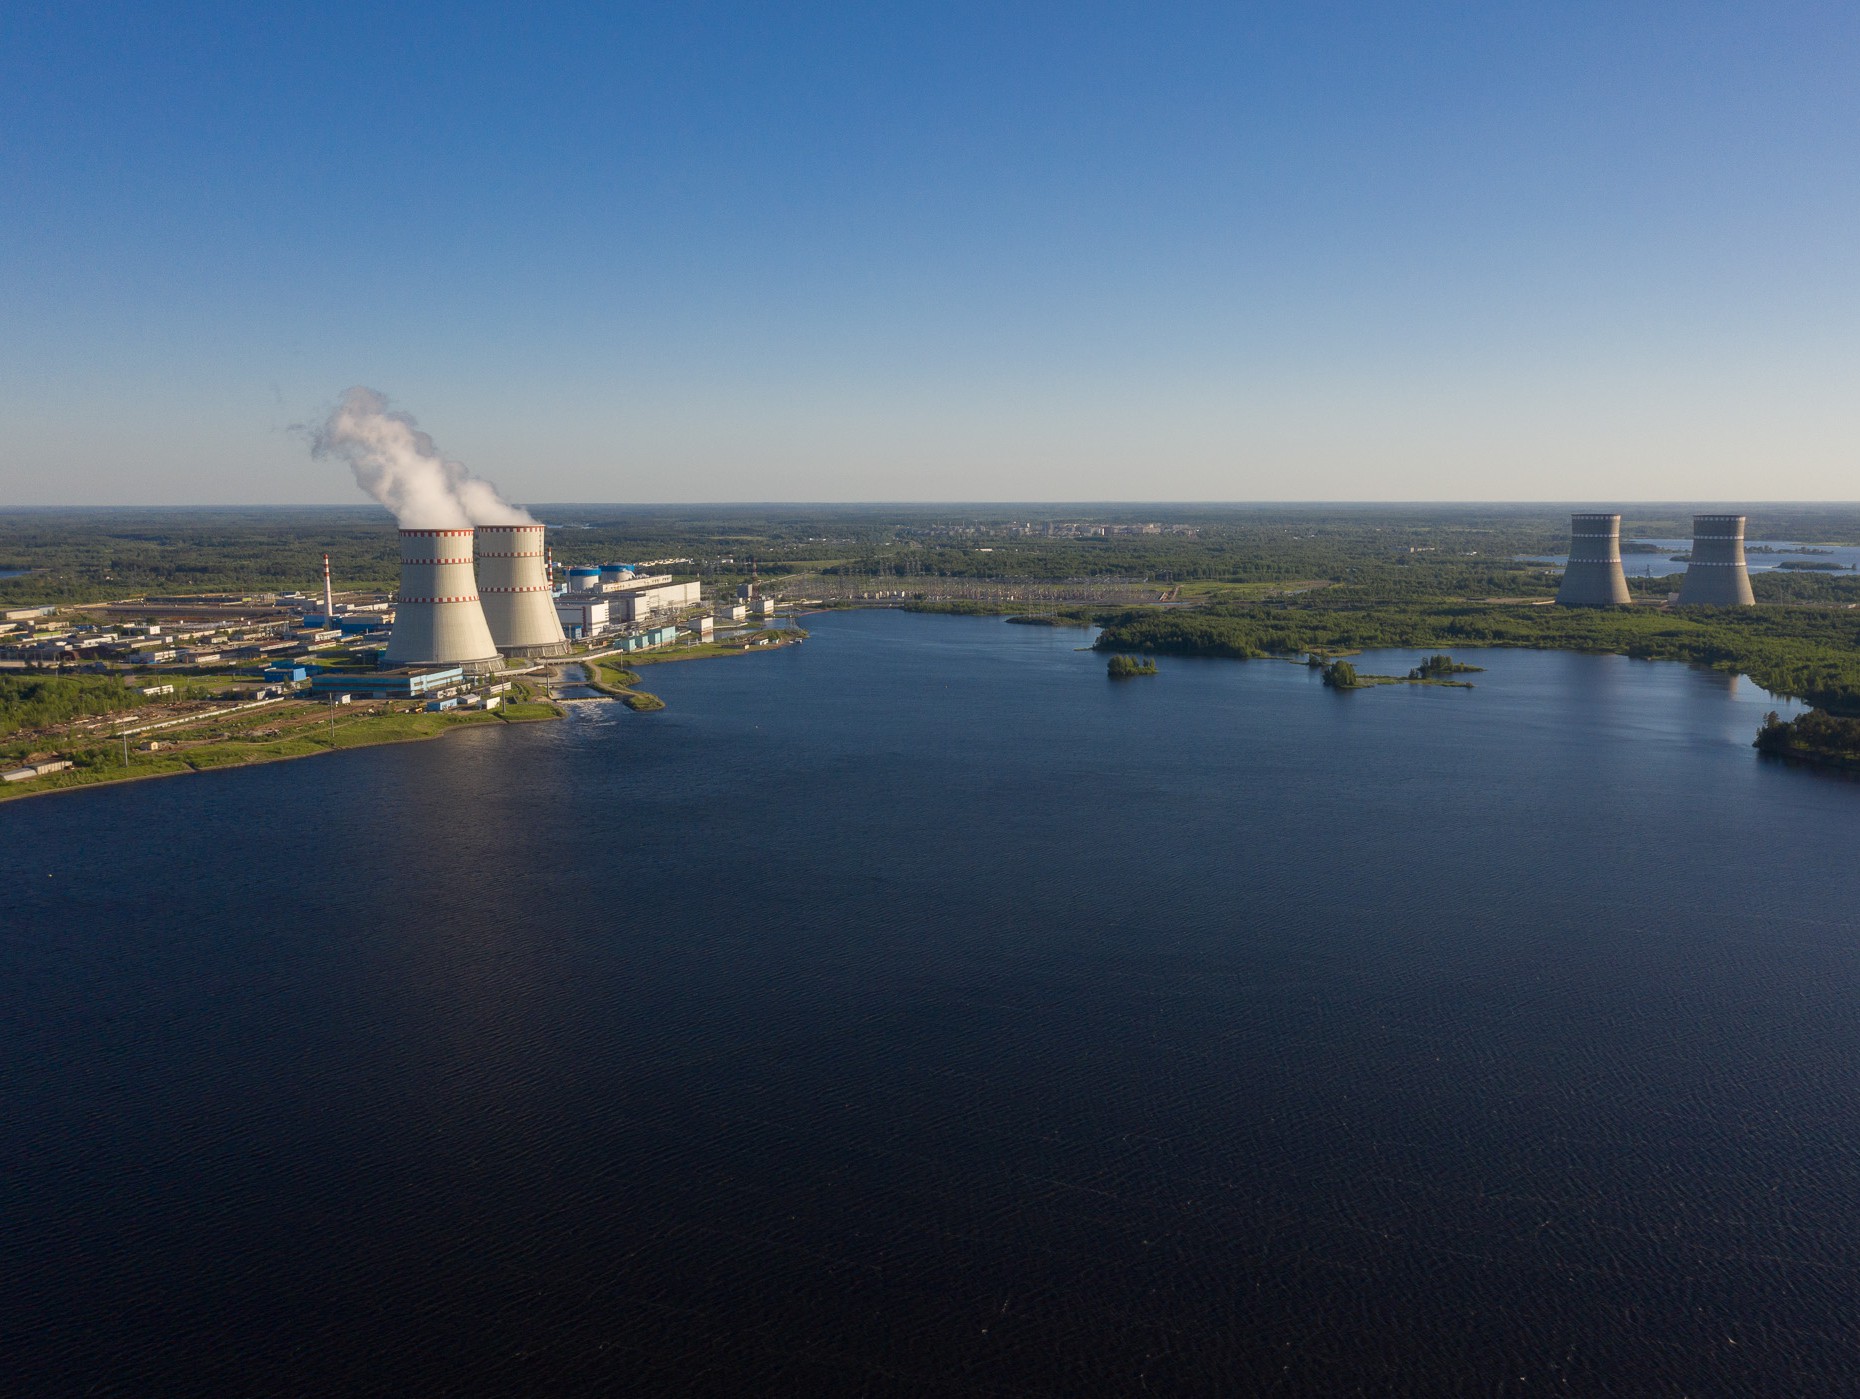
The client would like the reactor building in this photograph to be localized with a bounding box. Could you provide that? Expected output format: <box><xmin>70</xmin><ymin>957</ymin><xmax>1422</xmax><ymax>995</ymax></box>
<box><xmin>1555</xmin><ymin>512</ymin><xmax>1632</xmax><ymax>607</ymax></box>
<box><xmin>475</xmin><ymin>523</ymin><xmax>569</xmax><ymax>656</ymax></box>
<box><xmin>1676</xmin><ymin>514</ymin><xmax>1756</xmax><ymax>607</ymax></box>
<box><xmin>383</xmin><ymin>528</ymin><xmax>503</xmax><ymax>673</ymax></box>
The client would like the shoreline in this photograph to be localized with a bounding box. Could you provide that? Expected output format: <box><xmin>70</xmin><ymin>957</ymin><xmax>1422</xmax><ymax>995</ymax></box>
<box><xmin>2</xmin><ymin>630</ymin><xmax>810</xmax><ymax>806</ymax></box>
<box><xmin>0</xmin><ymin>702</ymin><xmax>563</xmax><ymax>806</ymax></box>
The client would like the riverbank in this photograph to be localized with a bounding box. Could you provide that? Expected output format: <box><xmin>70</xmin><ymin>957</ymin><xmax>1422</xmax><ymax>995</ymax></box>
<box><xmin>0</xmin><ymin>698</ymin><xmax>564</xmax><ymax>804</ymax></box>
<box><xmin>555</xmin><ymin>627</ymin><xmax>808</xmax><ymax>711</ymax></box>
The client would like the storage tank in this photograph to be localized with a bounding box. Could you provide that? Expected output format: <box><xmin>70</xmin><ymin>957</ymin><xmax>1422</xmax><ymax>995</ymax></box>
<box><xmin>1555</xmin><ymin>512</ymin><xmax>1632</xmax><ymax>607</ymax></box>
<box><xmin>383</xmin><ymin>529</ymin><xmax>502</xmax><ymax>672</ymax></box>
<box><xmin>1676</xmin><ymin>514</ymin><xmax>1756</xmax><ymax>607</ymax></box>
<box><xmin>476</xmin><ymin>524</ymin><xmax>570</xmax><ymax>656</ymax></box>
<box><xmin>599</xmin><ymin>563</ymin><xmax>635</xmax><ymax>585</ymax></box>
<box><xmin>567</xmin><ymin>567</ymin><xmax>602</xmax><ymax>594</ymax></box>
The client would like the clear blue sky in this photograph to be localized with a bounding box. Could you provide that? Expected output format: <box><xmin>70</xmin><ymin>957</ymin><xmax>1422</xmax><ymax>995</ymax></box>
<box><xmin>2</xmin><ymin>2</ymin><xmax>1855</xmax><ymax>505</ymax></box>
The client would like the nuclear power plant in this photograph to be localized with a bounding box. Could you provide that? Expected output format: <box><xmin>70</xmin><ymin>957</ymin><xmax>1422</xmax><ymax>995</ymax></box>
<box><xmin>1555</xmin><ymin>513</ymin><xmax>1632</xmax><ymax>607</ymax></box>
<box><xmin>382</xmin><ymin>528</ymin><xmax>503</xmax><ymax>673</ymax></box>
<box><xmin>1676</xmin><ymin>514</ymin><xmax>1756</xmax><ymax>607</ymax></box>
<box><xmin>474</xmin><ymin>523</ymin><xmax>569</xmax><ymax>656</ymax></box>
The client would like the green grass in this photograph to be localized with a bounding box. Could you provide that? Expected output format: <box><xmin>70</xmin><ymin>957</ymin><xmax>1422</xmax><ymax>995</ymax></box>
<box><xmin>0</xmin><ymin>702</ymin><xmax>558</xmax><ymax>802</ymax></box>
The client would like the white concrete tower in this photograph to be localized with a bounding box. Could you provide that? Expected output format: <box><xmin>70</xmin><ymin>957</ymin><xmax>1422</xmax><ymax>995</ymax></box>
<box><xmin>384</xmin><ymin>528</ymin><xmax>502</xmax><ymax>672</ymax></box>
<box><xmin>476</xmin><ymin>524</ymin><xmax>569</xmax><ymax>656</ymax></box>
<box><xmin>1555</xmin><ymin>512</ymin><xmax>1632</xmax><ymax>607</ymax></box>
<box><xmin>1676</xmin><ymin>514</ymin><xmax>1756</xmax><ymax>607</ymax></box>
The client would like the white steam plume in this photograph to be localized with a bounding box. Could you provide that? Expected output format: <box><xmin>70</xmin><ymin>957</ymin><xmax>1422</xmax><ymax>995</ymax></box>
<box><xmin>311</xmin><ymin>386</ymin><xmax>535</xmax><ymax>529</ymax></box>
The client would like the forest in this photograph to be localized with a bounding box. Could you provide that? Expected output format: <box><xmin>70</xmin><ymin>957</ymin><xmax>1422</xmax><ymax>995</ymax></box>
<box><xmin>9</xmin><ymin>504</ymin><xmax>1860</xmax><ymax>609</ymax></box>
<box><xmin>1092</xmin><ymin>601</ymin><xmax>1860</xmax><ymax>712</ymax></box>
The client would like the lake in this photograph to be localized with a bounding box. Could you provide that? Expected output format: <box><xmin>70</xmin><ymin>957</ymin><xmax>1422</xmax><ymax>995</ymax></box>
<box><xmin>1524</xmin><ymin>538</ymin><xmax>1860</xmax><ymax>578</ymax></box>
<box><xmin>3</xmin><ymin>610</ymin><xmax>1856</xmax><ymax>1396</ymax></box>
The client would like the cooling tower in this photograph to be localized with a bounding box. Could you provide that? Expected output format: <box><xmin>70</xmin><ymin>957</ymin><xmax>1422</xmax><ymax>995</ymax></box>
<box><xmin>1676</xmin><ymin>514</ymin><xmax>1755</xmax><ymax>607</ymax></box>
<box><xmin>383</xmin><ymin>529</ymin><xmax>502</xmax><ymax>672</ymax></box>
<box><xmin>476</xmin><ymin>524</ymin><xmax>569</xmax><ymax>656</ymax></box>
<box><xmin>1555</xmin><ymin>512</ymin><xmax>1632</xmax><ymax>607</ymax></box>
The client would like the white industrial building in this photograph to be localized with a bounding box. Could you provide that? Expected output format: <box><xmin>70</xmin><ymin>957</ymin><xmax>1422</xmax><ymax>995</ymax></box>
<box><xmin>555</xmin><ymin>598</ymin><xmax>610</xmax><ymax>639</ymax></box>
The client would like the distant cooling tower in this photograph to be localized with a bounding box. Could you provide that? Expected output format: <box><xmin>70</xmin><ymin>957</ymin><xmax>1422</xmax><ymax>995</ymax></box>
<box><xmin>1676</xmin><ymin>514</ymin><xmax>1755</xmax><ymax>607</ymax></box>
<box><xmin>476</xmin><ymin>524</ymin><xmax>569</xmax><ymax>656</ymax></box>
<box><xmin>1555</xmin><ymin>512</ymin><xmax>1632</xmax><ymax>607</ymax></box>
<box><xmin>384</xmin><ymin>529</ymin><xmax>502</xmax><ymax>672</ymax></box>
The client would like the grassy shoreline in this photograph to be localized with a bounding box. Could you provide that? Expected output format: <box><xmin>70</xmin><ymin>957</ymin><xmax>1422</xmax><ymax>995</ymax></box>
<box><xmin>0</xmin><ymin>700</ymin><xmax>564</xmax><ymax>805</ymax></box>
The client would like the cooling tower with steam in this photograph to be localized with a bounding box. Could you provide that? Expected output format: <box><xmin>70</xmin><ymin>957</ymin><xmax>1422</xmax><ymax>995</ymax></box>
<box><xmin>1676</xmin><ymin>514</ymin><xmax>1756</xmax><ymax>607</ymax></box>
<box><xmin>476</xmin><ymin>524</ymin><xmax>569</xmax><ymax>656</ymax></box>
<box><xmin>1554</xmin><ymin>512</ymin><xmax>1632</xmax><ymax>607</ymax></box>
<box><xmin>384</xmin><ymin>529</ymin><xmax>503</xmax><ymax>672</ymax></box>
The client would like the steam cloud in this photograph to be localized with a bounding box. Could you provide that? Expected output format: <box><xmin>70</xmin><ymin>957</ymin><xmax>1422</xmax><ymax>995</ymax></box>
<box><xmin>311</xmin><ymin>386</ymin><xmax>535</xmax><ymax>530</ymax></box>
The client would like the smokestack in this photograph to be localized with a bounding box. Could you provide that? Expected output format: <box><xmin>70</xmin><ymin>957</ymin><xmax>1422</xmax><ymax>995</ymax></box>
<box><xmin>383</xmin><ymin>529</ymin><xmax>502</xmax><ymax>673</ymax></box>
<box><xmin>322</xmin><ymin>554</ymin><xmax>335</xmax><ymax>620</ymax></box>
<box><xmin>1555</xmin><ymin>512</ymin><xmax>1632</xmax><ymax>607</ymax></box>
<box><xmin>1676</xmin><ymin>514</ymin><xmax>1755</xmax><ymax>607</ymax></box>
<box><xmin>476</xmin><ymin>524</ymin><xmax>569</xmax><ymax>656</ymax></box>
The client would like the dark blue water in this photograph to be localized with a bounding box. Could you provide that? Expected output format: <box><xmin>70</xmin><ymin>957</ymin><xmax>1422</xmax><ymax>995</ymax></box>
<box><xmin>4</xmin><ymin>611</ymin><xmax>1857</xmax><ymax>1397</ymax></box>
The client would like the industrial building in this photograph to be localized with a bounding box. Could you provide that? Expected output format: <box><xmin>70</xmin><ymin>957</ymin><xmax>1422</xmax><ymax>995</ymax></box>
<box><xmin>1676</xmin><ymin>514</ymin><xmax>1756</xmax><ymax>607</ymax></box>
<box><xmin>555</xmin><ymin>598</ymin><xmax>610</xmax><ymax>640</ymax></box>
<box><xmin>310</xmin><ymin>666</ymin><xmax>464</xmax><ymax>700</ymax></box>
<box><xmin>552</xmin><ymin>565</ymin><xmax>703</xmax><ymax>635</ymax></box>
<box><xmin>614</xmin><ymin>625</ymin><xmax>677</xmax><ymax>653</ymax></box>
<box><xmin>476</xmin><ymin>523</ymin><xmax>569</xmax><ymax>656</ymax></box>
<box><xmin>610</xmin><ymin>577</ymin><xmax>702</xmax><ymax>622</ymax></box>
<box><xmin>1555</xmin><ymin>513</ymin><xmax>1632</xmax><ymax>607</ymax></box>
<box><xmin>382</xmin><ymin>529</ymin><xmax>503</xmax><ymax>674</ymax></box>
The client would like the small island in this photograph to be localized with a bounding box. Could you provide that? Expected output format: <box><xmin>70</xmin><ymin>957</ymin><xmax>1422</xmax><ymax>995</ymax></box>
<box><xmin>1321</xmin><ymin>654</ymin><xmax>1478</xmax><ymax>691</ymax></box>
<box><xmin>1409</xmin><ymin>653</ymin><xmax>1484</xmax><ymax>679</ymax></box>
<box><xmin>1107</xmin><ymin>654</ymin><xmax>1158</xmax><ymax>678</ymax></box>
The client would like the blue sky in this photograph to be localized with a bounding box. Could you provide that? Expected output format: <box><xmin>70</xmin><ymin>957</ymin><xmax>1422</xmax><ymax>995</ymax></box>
<box><xmin>2</xmin><ymin>2</ymin><xmax>1855</xmax><ymax>504</ymax></box>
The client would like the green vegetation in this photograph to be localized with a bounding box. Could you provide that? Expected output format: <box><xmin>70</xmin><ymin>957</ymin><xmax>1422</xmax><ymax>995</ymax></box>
<box><xmin>1006</xmin><ymin>611</ymin><xmax>1095</xmax><ymax>627</ymax></box>
<box><xmin>1096</xmin><ymin>603</ymin><xmax>1860</xmax><ymax>713</ymax></box>
<box><xmin>1754</xmin><ymin>710</ymin><xmax>1860</xmax><ymax>771</ymax></box>
<box><xmin>586</xmin><ymin>656</ymin><xmax>669</xmax><ymax>712</ymax></box>
<box><xmin>1321</xmin><ymin>659</ymin><xmax>1363</xmax><ymax>689</ymax></box>
<box><xmin>1</xmin><ymin>673</ymin><xmax>142</xmax><ymax>737</ymax></box>
<box><xmin>1107</xmin><ymin>654</ymin><xmax>1158</xmax><ymax>678</ymax></box>
<box><xmin>0</xmin><ymin>701</ymin><xmax>554</xmax><ymax>803</ymax></box>
<box><xmin>496</xmin><ymin>700</ymin><xmax>561</xmax><ymax>722</ymax></box>
<box><xmin>1410</xmin><ymin>653</ymin><xmax>1484</xmax><ymax>679</ymax></box>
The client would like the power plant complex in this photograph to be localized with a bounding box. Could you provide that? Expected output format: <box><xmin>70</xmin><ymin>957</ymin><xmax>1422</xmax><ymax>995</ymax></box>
<box><xmin>1555</xmin><ymin>511</ymin><xmax>1757</xmax><ymax>608</ymax></box>
<box><xmin>375</xmin><ymin>520</ymin><xmax>708</xmax><ymax>667</ymax></box>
